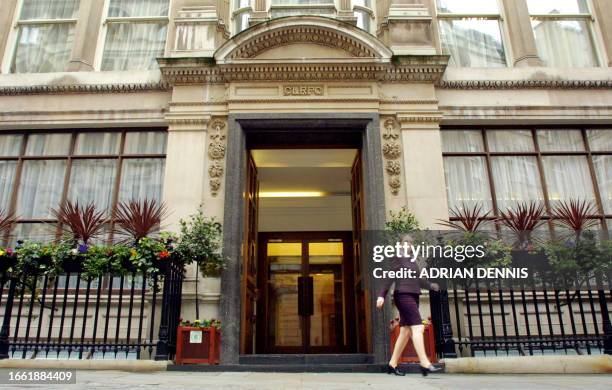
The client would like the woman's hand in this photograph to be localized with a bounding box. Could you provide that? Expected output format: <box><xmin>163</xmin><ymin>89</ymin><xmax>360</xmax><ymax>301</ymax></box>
<box><xmin>376</xmin><ymin>297</ymin><xmax>384</xmax><ymax>309</ymax></box>
<box><xmin>430</xmin><ymin>283</ymin><xmax>440</xmax><ymax>292</ymax></box>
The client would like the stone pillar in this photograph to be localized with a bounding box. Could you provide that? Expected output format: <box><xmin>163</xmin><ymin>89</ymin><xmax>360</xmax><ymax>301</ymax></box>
<box><xmin>67</xmin><ymin>0</ymin><xmax>106</xmax><ymax>71</ymax></box>
<box><xmin>0</xmin><ymin>0</ymin><xmax>18</xmax><ymax>72</ymax></box>
<box><xmin>250</xmin><ymin>0</ymin><xmax>270</xmax><ymax>26</ymax></box>
<box><xmin>164</xmin><ymin>104</ymin><xmax>226</xmax><ymax>321</ymax></box>
<box><xmin>337</xmin><ymin>0</ymin><xmax>358</xmax><ymax>25</ymax></box>
<box><xmin>378</xmin><ymin>0</ymin><xmax>436</xmax><ymax>55</ymax></box>
<box><xmin>500</xmin><ymin>0</ymin><xmax>543</xmax><ymax>67</ymax></box>
<box><xmin>397</xmin><ymin>112</ymin><xmax>449</xmax><ymax>229</ymax></box>
<box><xmin>592</xmin><ymin>0</ymin><xmax>612</xmax><ymax>67</ymax></box>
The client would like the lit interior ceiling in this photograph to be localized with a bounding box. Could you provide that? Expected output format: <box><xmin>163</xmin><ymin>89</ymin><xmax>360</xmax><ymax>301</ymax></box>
<box><xmin>252</xmin><ymin>149</ymin><xmax>356</xmax><ymax>197</ymax></box>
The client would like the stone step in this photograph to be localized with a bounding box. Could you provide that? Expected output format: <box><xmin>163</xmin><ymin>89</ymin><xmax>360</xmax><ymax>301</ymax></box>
<box><xmin>169</xmin><ymin>362</ymin><xmax>445</xmax><ymax>373</ymax></box>
<box><xmin>238</xmin><ymin>354</ymin><xmax>373</xmax><ymax>365</ymax></box>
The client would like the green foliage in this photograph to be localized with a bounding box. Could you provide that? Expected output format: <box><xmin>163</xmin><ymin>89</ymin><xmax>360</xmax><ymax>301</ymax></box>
<box><xmin>179</xmin><ymin>318</ymin><xmax>221</xmax><ymax>329</ymax></box>
<box><xmin>444</xmin><ymin>232</ymin><xmax>513</xmax><ymax>269</ymax></box>
<box><xmin>174</xmin><ymin>210</ymin><xmax>226</xmax><ymax>278</ymax></box>
<box><xmin>15</xmin><ymin>241</ymin><xmax>55</xmax><ymax>275</ymax></box>
<box><xmin>386</xmin><ymin>207</ymin><xmax>420</xmax><ymax>235</ymax></box>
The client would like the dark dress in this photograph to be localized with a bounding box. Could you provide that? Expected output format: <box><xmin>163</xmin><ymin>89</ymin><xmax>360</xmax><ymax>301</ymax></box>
<box><xmin>378</xmin><ymin>257</ymin><xmax>431</xmax><ymax>326</ymax></box>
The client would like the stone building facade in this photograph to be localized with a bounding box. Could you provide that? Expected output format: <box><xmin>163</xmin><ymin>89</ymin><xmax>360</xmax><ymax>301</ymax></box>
<box><xmin>0</xmin><ymin>0</ymin><xmax>610</xmax><ymax>364</ymax></box>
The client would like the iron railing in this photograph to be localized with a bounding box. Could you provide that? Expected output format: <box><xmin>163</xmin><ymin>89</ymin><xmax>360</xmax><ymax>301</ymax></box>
<box><xmin>0</xmin><ymin>258</ymin><xmax>184</xmax><ymax>360</ymax></box>
<box><xmin>430</xmin><ymin>277</ymin><xmax>612</xmax><ymax>358</ymax></box>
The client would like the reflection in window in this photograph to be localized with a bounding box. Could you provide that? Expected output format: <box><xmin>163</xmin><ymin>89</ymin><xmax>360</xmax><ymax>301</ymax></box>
<box><xmin>101</xmin><ymin>0</ymin><xmax>170</xmax><ymax>71</ymax></box>
<box><xmin>527</xmin><ymin>0</ymin><xmax>599</xmax><ymax>67</ymax></box>
<box><xmin>436</xmin><ymin>0</ymin><xmax>506</xmax><ymax>67</ymax></box>
<box><xmin>11</xmin><ymin>0</ymin><xmax>80</xmax><ymax>73</ymax></box>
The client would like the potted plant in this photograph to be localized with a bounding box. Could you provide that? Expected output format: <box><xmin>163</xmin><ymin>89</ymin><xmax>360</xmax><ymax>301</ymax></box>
<box><xmin>0</xmin><ymin>246</ymin><xmax>17</xmax><ymax>275</ymax></box>
<box><xmin>175</xmin><ymin>318</ymin><xmax>221</xmax><ymax>365</ymax></box>
<box><xmin>389</xmin><ymin>317</ymin><xmax>437</xmax><ymax>364</ymax></box>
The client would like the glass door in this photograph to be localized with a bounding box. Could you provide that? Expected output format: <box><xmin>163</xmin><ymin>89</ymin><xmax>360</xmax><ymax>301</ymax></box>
<box><xmin>260</xmin><ymin>233</ymin><xmax>352</xmax><ymax>353</ymax></box>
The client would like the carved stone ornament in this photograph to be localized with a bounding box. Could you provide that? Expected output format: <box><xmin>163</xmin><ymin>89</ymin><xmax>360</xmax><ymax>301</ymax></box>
<box><xmin>208</xmin><ymin>119</ymin><xmax>227</xmax><ymax>196</ymax></box>
<box><xmin>382</xmin><ymin>143</ymin><xmax>401</xmax><ymax>160</ymax></box>
<box><xmin>381</xmin><ymin>117</ymin><xmax>402</xmax><ymax>196</ymax></box>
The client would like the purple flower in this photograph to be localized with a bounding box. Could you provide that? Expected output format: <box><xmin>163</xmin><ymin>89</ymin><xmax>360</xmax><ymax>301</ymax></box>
<box><xmin>77</xmin><ymin>244</ymin><xmax>89</xmax><ymax>254</ymax></box>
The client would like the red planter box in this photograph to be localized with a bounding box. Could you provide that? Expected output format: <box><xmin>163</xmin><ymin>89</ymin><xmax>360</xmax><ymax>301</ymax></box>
<box><xmin>389</xmin><ymin>318</ymin><xmax>437</xmax><ymax>364</ymax></box>
<box><xmin>175</xmin><ymin>326</ymin><xmax>220</xmax><ymax>365</ymax></box>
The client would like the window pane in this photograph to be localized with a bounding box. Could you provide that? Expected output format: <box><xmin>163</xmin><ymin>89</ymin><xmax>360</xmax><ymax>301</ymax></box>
<box><xmin>443</xmin><ymin>156</ymin><xmax>493</xmax><ymax>211</ymax></box>
<box><xmin>537</xmin><ymin>130</ymin><xmax>584</xmax><ymax>152</ymax></box>
<box><xmin>75</xmin><ymin>133</ymin><xmax>121</xmax><ymax>155</ymax></box>
<box><xmin>526</xmin><ymin>0</ymin><xmax>589</xmax><ymax>14</ymax></box>
<box><xmin>20</xmin><ymin>0</ymin><xmax>80</xmax><ymax>19</ymax></box>
<box><xmin>593</xmin><ymin>155</ymin><xmax>611</xmax><ymax>214</ymax></box>
<box><xmin>542</xmin><ymin>156</ymin><xmax>596</xmax><ymax>203</ymax></box>
<box><xmin>124</xmin><ymin>132</ymin><xmax>167</xmax><ymax>154</ymax></box>
<box><xmin>587</xmin><ymin>130</ymin><xmax>612</xmax><ymax>151</ymax></box>
<box><xmin>101</xmin><ymin>23</ymin><xmax>167</xmax><ymax>71</ymax></box>
<box><xmin>17</xmin><ymin>160</ymin><xmax>67</xmax><ymax>218</ymax></box>
<box><xmin>0</xmin><ymin>135</ymin><xmax>23</xmax><ymax>156</ymax></box>
<box><xmin>68</xmin><ymin>159</ymin><xmax>117</xmax><ymax>212</ymax></box>
<box><xmin>119</xmin><ymin>159</ymin><xmax>165</xmax><ymax>203</ymax></box>
<box><xmin>532</xmin><ymin>19</ymin><xmax>598</xmax><ymax>67</ymax></box>
<box><xmin>441</xmin><ymin>130</ymin><xmax>484</xmax><ymax>152</ymax></box>
<box><xmin>11</xmin><ymin>223</ymin><xmax>55</xmax><ymax>245</ymax></box>
<box><xmin>439</xmin><ymin>19</ymin><xmax>506</xmax><ymax>67</ymax></box>
<box><xmin>487</xmin><ymin>130</ymin><xmax>534</xmax><ymax>152</ymax></box>
<box><xmin>108</xmin><ymin>0</ymin><xmax>169</xmax><ymax>17</ymax></box>
<box><xmin>25</xmin><ymin>134</ymin><xmax>71</xmax><ymax>156</ymax></box>
<box><xmin>353</xmin><ymin>0</ymin><xmax>371</xmax><ymax>7</ymax></box>
<box><xmin>0</xmin><ymin>161</ymin><xmax>17</xmax><ymax>211</ymax></box>
<box><xmin>491</xmin><ymin>156</ymin><xmax>544</xmax><ymax>211</ymax></box>
<box><xmin>12</xmin><ymin>24</ymin><xmax>75</xmax><ymax>73</ymax></box>
<box><xmin>436</xmin><ymin>0</ymin><xmax>499</xmax><ymax>14</ymax></box>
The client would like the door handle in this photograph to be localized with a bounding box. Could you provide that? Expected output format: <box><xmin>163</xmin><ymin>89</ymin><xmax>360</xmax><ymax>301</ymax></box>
<box><xmin>298</xmin><ymin>276</ymin><xmax>304</xmax><ymax>316</ymax></box>
<box><xmin>305</xmin><ymin>276</ymin><xmax>314</xmax><ymax>316</ymax></box>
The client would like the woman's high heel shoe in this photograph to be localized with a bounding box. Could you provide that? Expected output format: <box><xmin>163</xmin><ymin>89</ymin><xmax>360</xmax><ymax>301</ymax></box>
<box><xmin>420</xmin><ymin>364</ymin><xmax>441</xmax><ymax>377</ymax></box>
<box><xmin>386</xmin><ymin>364</ymin><xmax>406</xmax><ymax>376</ymax></box>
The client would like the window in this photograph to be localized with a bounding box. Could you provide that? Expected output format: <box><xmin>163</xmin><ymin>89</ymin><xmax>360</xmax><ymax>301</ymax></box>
<box><xmin>269</xmin><ymin>0</ymin><xmax>336</xmax><ymax>20</ymax></box>
<box><xmin>527</xmin><ymin>0</ymin><xmax>599</xmax><ymax>67</ymax></box>
<box><xmin>10</xmin><ymin>0</ymin><xmax>80</xmax><ymax>73</ymax></box>
<box><xmin>233</xmin><ymin>0</ymin><xmax>251</xmax><ymax>34</ymax></box>
<box><xmin>100</xmin><ymin>0</ymin><xmax>170</xmax><ymax>71</ymax></box>
<box><xmin>441</xmin><ymin>128</ymin><xmax>612</xmax><ymax>231</ymax></box>
<box><xmin>353</xmin><ymin>0</ymin><xmax>373</xmax><ymax>32</ymax></box>
<box><xmin>0</xmin><ymin>130</ymin><xmax>167</xmax><ymax>245</ymax></box>
<box><xmin>436</xmin><ymin>0</ymin><xmax>506</xmax><ymax>67</ymax></box>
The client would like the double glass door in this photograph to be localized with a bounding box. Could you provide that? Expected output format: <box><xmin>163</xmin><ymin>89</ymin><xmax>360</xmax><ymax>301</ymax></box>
<box><xmin>259</xmin><ymin>232</ymin><xmax>353</xmax><ymax>353</ymax></box>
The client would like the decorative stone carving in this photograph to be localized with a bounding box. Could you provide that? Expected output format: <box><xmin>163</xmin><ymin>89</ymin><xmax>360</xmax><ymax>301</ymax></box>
<box><xmin>381</xmin><ymin>117</ymin><xmax>402</xmax><ymax>195</ymax></box>
<box><xmin>208</xmin><ymin>119</ymin><xmax>227</xmax><ymax>196</ymax></box>
<box><xmin>228</xmin><ymin>27</ymin><xmax>378</xmax><ymax>59</ymax></box>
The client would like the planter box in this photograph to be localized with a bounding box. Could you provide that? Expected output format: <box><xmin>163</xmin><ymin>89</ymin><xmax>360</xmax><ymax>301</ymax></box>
<box><xmin>175</xmin><ymin>326</ymin><xmax>220</xmax><ymax>365</ymax></box>
<box><xmin>390</xmin><ymin>319</ymin><xmax>437</xmax><ymax>364</ymax></box>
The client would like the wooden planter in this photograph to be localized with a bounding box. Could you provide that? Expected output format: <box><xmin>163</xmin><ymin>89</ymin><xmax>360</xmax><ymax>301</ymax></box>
<box><xmin>175</xmin><ymin>326</ymin><xmax>220</xmax><ymax>365</ymax></box>
<box><xmin>389</xmin><ymin>319</ymin><xmax>437</xmax><ymax>364</ymax></box>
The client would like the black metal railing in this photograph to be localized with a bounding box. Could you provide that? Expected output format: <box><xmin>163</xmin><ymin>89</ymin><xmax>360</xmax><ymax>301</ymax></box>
<box><xmin>430</xmin><ymin>278</ymin><xmax>612</xmax><ymax>358</ymax></box>
<box><xmin>0</xmin><ymin>258</ymin><xmax>184</xmax><ymax>360</ymax></box>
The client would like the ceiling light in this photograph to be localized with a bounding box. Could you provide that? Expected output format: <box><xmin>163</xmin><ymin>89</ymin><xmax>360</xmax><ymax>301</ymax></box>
<box><xmin>258</xmin><ymin>191</ymin><xmax>326</xmax><ymax>198</ymax></box>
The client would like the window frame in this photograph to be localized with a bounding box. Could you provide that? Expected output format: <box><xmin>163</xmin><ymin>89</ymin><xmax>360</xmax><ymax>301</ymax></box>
<box><xmin>527</xmin><ymin>0</ymin><xmax>603</xmax><ymax>67</ymax></box>
<box><xmin>434</xmin><ymin>0</ymin><xmax>511</xmax><ymax>68</ymax></box>
<box><xmin>441</xmin><ymin>126</ymin><xmax>612</xmax><ymax>233</ymax></box>
<box><xmin>0</xmin><ymin>128</ymin><xmax>168</xmax><ymax>246</ymax></box>
<box><xmin>93</xmin><ymin>0</ymin><xmax>171</xmax><ymax>71</ymax></box>
<box><xmin>2</xmin><ymin>0</ymin><xmax>80</xmax><ymax>74</ymax></box>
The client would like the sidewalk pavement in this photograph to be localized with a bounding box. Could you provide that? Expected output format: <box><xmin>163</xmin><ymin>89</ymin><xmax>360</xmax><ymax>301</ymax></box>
<box><xmin>0</xmin><ymin>370</ymin><xmax>609</xmax><ymax>390</ymax></box>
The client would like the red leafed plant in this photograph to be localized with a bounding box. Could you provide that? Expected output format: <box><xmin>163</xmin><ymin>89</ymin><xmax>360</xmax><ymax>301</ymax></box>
<box><xmin>550</xmin><ymin>199</ymin><xmax>599</xmax><ymax>233</ymax></box>
<box><xmin>115</xmin><ymin>199</ymin><xmax>168</xmax><ymax>242</ymax></box>
<box><xmin>498</xmin><ymin>201</ymin><xmax>546</xmax><ymax>248</ymax></box>
<box><xmin>0</xmin><ymin>209</ymin><xmax>17</xmax><ymax>236</ymax></box>
<box><xmin>52</xmin><ymin>201</ymin><xmax>107</xmax><ymax>244</ymax></box>
<box><xmin>437</xmin><ymin>203</ymin><xmax>491</xmax><ymax>232</ymax></box>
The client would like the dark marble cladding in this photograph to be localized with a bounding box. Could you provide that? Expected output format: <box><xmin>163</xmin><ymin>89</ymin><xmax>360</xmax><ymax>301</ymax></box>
<box><xmin>220</xmin><ymin>113</ymin><xmax>387</xmax><ymax>364</ymax></box>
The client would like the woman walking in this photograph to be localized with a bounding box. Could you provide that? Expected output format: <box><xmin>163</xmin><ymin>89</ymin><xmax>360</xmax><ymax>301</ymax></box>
<box><xmin>376</xmin><ymin>234</ymin><xmax>442</xmax><ymax>376</ymax></box>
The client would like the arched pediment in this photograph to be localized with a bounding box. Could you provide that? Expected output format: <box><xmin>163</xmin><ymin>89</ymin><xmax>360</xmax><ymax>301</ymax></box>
<box><xmin>215</xmin><ymin>16</ymin><xmax>393</xmax><ymax>63</ymax></box>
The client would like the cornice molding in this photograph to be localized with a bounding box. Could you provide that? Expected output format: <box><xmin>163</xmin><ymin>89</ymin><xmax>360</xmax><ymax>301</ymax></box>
<box><xmin>158</xmin><ymin>57</ymin><xmax>449</xmax><ymax>84</ymax></box>
<box><xmin>0</xmin><ymin>82</ymin><xmax>170</xmax><ymax>96</ymax></box>
<box><xmin>438</xmin><ymin>79</ymin><xmax>612</xmax><ymax>90</ymax></box>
